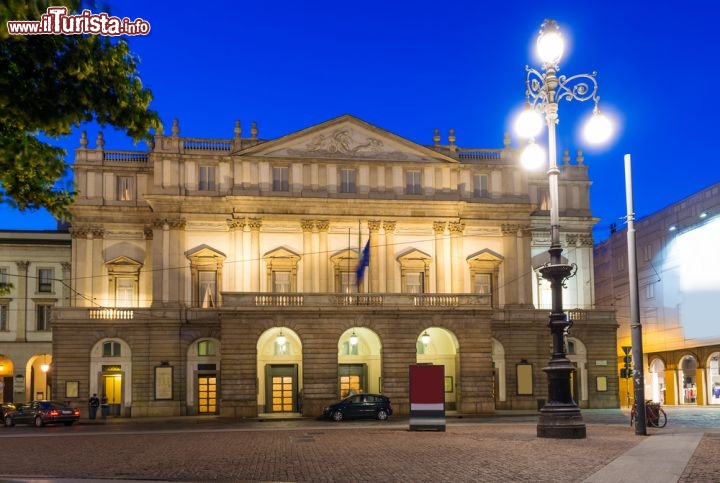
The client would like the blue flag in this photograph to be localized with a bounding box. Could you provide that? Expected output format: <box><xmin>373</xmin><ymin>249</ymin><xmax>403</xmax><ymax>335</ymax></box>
<box><xmin>356</xmin><ymin>241</ymin><xmax>370</xmax><ymax>284</ymax></box>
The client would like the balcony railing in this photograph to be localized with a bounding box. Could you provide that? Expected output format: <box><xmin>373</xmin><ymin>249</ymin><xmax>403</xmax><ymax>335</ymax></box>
<box><xmin>223</xmin><ymin>292</ymin><xmax>491</xmax><ymax>308</ymax></box>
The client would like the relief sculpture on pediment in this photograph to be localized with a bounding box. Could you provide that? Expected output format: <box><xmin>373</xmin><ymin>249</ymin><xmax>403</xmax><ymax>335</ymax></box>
<box><xmin>285</xmin><ymin>128</ymin><xmax>408</xmax><ymax>160</ymax></box>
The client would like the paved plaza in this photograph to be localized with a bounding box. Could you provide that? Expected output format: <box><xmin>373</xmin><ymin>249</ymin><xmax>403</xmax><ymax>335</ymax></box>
<box><xmin>0</xmin><ymin>408</ymin><xmax>718</xmax><ymax>482</ymax></box>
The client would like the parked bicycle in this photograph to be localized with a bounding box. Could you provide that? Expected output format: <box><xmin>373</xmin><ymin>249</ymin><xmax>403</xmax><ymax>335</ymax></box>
<box><xmin>630</xmin><ymin>400</ymin><xmax>667</xmax><ymax>428</ymax></box>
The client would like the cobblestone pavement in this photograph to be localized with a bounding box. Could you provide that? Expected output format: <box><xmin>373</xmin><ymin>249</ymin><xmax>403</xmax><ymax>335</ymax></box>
<box><xmin>0</xmin><ymin>408</ymin><xmax>718</xmax><ymax>482</ymax></box>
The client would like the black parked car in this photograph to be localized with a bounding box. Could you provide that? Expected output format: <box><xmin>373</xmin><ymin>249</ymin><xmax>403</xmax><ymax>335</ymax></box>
<box><xmin>4</xmin><ymin>401</ymin><xmax>80</xmax><ymax>427</ymax></box>
<box><xmin>323</xmin><ymin>393</ymin><xmax>392</xmax><ymax>421</ymax></box>
<box><xmin>1</xmin><ymin>402</ymin><xmax>17</xmax><ymax>419</ymax></box>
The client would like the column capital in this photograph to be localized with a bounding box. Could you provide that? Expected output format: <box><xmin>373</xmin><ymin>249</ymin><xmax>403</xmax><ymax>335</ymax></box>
<box><xmin>144</xmin><ymin>226</ymin><xmax>154</xmax><ymax>239</ymax></box>
<box><xmin>247</xmin><ymin>217</ymin><xmax>263</xmax><ymax>231</ymax></box>
<box><xmin>501</xmin><ymin>224</ymin><xmax>522</xmax><ymax>236</ymax></box>
<box><xmin>315</xmin><ymin>220</ymin><xmax>330</xmax><ymax>232</ymax></box>
<box><xmin>227</xmin><ymin>219</ymin><xmax>246</xmax><ymax>231</ymax></box>
<box><xmin>69</xmin><ymin>226</ymin><xmax>89</xmax><ymax>238</ymax></box>
<box><xmin>383</xmin><ymin>221</ymin><xmax>397</xmax><ymax>233</ymax></box>
<box><xmin>448</xmin><ymin>221</ymin><xmax>465</xmax><ymax>234</ymax></box>
<box><xmin>15</xmin><ymin>260</ymin><xmax>30</xmax><ymax>271</ymax></box>
<box><xmin>300</xmin><ymin>219</ymin><xmax>315</xmax><ymax>232</ymax></box>
<box><xmin>367</xmin><ymin>220</ymin><xmax>382</xmax><ymax>232</ymax></box>
<box><xmin>433</xmin><ymin>221</ymin><xmax>446</xmax><ymax>234</ymax></box>
<box><xmin>61</xmin><ymin>262</ymin><xmax>72</xmax><ymax>272</ymax></box>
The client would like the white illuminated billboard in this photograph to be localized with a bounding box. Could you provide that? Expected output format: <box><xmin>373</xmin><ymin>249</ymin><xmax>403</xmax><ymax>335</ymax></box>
<box><xmin>666</xmin><ymin>216</ymin><xmax>720</xmax><ymax>340</ymax></box>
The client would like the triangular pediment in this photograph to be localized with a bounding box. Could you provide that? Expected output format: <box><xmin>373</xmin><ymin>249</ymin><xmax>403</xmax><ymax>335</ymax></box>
<box><xmin>185</xmin><ymin>245</ymin><xmax>226</xmax><ymax>261</ymax></box>
<box><xmin>237</xmin><ymin>114</ymin><xmax>457</xmax><ymax>163</ymax></box>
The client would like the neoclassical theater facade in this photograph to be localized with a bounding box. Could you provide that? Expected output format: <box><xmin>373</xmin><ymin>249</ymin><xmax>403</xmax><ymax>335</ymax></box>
<box><xmin>53</xmin><ymin>114</ymin><xmax>618</xmax><ymax>418</ymax></box>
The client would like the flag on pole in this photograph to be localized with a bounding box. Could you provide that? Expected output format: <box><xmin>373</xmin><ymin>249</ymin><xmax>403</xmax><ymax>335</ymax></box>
<box><xmin>356</xmin><ymin>240</ymin><xmax>370</xmax><ymax>284</ymax></box>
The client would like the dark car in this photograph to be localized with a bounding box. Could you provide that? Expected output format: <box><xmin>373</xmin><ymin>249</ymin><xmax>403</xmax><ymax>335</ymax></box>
<box><xmin>323</xmin><ymin>393</ymin><xmax>392</xmax><ymax>421</ymax></box>
<box><xmin>4</xmin><ymin>400</ymin><xmax>80</xmax><ymax>427</ymax></box>
<box><xmin>1</xmin><ymin>402</ymin><xmax>17</xmax><ymax>419</ymax></box>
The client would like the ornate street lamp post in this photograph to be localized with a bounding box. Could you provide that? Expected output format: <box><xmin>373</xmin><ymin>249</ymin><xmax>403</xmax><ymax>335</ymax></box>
<box><xmin>515</xmin><ymin>19</ymin><xmax>612</xmax><ymax>439</ymax></box>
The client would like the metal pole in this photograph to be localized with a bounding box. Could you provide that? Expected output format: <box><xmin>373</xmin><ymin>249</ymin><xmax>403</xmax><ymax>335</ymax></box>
<box><xmin>624</xmin><ymin>154</ymin><xmax>647</xmax><ymax>435</ymax></box>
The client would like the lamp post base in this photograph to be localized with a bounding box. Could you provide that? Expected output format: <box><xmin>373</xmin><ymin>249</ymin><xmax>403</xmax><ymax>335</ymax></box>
<box><xmin>537</xmin><ymin>405</ymin><xmax>586</xmax><ymax>439</ymax></box>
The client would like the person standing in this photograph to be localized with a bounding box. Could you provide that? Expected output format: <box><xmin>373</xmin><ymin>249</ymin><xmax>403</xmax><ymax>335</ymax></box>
<box><xmin>88</xmin><ymin>393</ymin><xmax>100</xmax><ymax>420</ymax></box>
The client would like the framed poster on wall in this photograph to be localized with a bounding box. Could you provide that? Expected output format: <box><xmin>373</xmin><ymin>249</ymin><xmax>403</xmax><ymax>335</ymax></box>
<box><xmin>154</xmin><ymin>366</ymin><xmax>173</xmax><ymax>400</ymax></box>
<box><xmin>66</xmin><ymin>380</ymin><xmax>79</xmax><ymax>398</ymax></box>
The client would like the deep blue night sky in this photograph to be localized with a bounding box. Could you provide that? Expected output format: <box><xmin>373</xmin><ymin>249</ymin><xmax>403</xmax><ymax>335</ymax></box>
<box><xmin>3</xmin><ymin>1</ymin><xmax>718</xmax><ymax>243</ymax></box>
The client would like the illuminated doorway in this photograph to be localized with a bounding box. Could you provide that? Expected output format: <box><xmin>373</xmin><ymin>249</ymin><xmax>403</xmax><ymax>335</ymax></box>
<box><xmin>338</xmin><ymin>364</ymin><xmax>366</xmax><ymax>397</ymax></box>
<box><xmin>102</xmin><ymin>372</ymin><xmax>122</xmax><ymax>416</ymax></box>
<box><xmin>265</xmin><ymin>364</ymin><xmax>297</xmax><ymax>413</ymax></box>
<box><xmin>197</xmin><ymin>375</ymin><xmax>217</xmax><ymax>414</ymax></box>
<box><xmin>416</xmin><ymin>327</ymin><xmax>459</xmax><ymax>410</ymax></box>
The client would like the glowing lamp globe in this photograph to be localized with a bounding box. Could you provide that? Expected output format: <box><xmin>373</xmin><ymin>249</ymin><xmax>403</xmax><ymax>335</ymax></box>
<box><xmin>583</xmin><ymin>110</ymin><xmax>613</xmax><ymax>145</ymax></box>
<box><xmin>537</xmin><ymin>20</ymin><xmax>564</xmax><ymax>66</ymax></box>
<box><xmin>521</xmin><ymin>141</ymin><xmax>545</xmax><ymax>170</ymax></box>
<box><xmin>515</xmin><ymin>106</ymin><xmax>544</xmax><ymax>139</ymax></box>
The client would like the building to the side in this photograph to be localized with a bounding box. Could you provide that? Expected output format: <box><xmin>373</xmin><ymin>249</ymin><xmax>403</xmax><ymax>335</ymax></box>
<box><xmin>0</xmin><ymin>229</ymin><xmax>71</xmax><ymax>405</ymax></box>
<box><xmin>594</xmin><ymin>182</ymin><xmax>720</xmax><ymax>407</ymax></box>
<box><xmin>53</xmin><ymin>114</ymin><xmax>618</xmax><ymax>418</ymax></box>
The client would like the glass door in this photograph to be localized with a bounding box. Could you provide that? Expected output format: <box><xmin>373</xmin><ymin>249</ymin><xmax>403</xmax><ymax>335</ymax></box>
<box><xmin>197</xmin><ymin>375</ymin><xmax>217</xmax><ymax>414</ymax></box>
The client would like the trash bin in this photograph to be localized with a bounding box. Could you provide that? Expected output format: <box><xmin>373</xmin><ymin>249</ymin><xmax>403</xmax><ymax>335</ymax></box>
<box><xmin>101</xmin><ymin>404</ymin><xmax>109</xmax><ymax>418</ymax></box>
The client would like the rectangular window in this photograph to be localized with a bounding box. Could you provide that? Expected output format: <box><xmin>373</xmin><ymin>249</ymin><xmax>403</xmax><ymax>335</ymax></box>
<box><xmin>537</xmin><ymin>187</ymin><xmax>549</xmax><ymax>211</ymax></box>
<box><xmin>0</xmin><ymin>304</ymin><xmax>8</xmax><ymax>331</ymax></box>
<box><xmin>646</xmin><ymin>283</ymin><xmax>655</xmax><ymax>299</ymax></box>
<box><xmin>198</xmin><ymin>166</ymin><xmax>216</xmax><ymax>191</ymax></box>
<box><xmin>272</xmin><ymin>166</ymin><xmax>289</xmax><ymax>192</ymax></box>
<box><xmin>38</xmin><ymin>268</ymin><xmax>53</xmax><ymax>293</ymax></box>
<box><xmin>116</xmin><ymin>277</ymin><xmax>136</xmax><ymax>307</ymax></box>
<box><xmin>199</xmin><ymin>271</ymin><xmax>217</xmax><ymax>308</ymax></box>
<box><xmin>116</xmin><ymin>176</ymin><xmax>134</xmax><ymax>201</ymax></box>
<box><xmin>643</xmin><ymin>244</ymin><xmax>653</xmax><ymax>262</ymax></box>
<box><xmin>473</xmin><ymin>273</ymin><xmax>492</xmax><ymax>295</ymax></box>
<box><xmin>405</xmin><ymin>170</ymin><xmax>422</xmax><ymax>195</ymax></box>
<box><xmin>272</xmin><ymin>271</ymin><xmax>291</xmax><ymax>293</ymax></box>
<box><xmin>405</xmin><ymin>272</ymin><xmax>424</xmax><ymax>294</ymax></box>
<box><xmin>0</xmin><ymin>267</ymin><xmax>7</xmax><ymax>284</ymax></box>
<box><xmin>36</xmin><ymin>304</ymin><xmax>52</xmax><ymax>331</ymax></box>
<box><xmin>473</xmin><ymin>174</ymin><xmax>489</xmax><ymax>198</ymax></box>
<box><xmin>340</xmin><ymin>271</ymin><xmax>357</xmax><ymax>293</ymax></box>
<box><xmin>339</xmin><ymin>168</ymin><xmax>357</xmax><ymax>193</ymax></box>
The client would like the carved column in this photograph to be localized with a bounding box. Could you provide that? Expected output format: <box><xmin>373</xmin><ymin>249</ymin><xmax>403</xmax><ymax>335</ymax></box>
<box><xmin>151</xmin><ymin>219</ymin><xmax>168</xmax><ymax>306</ymax></box>
<box><xmin>228</xmin><ymin>219</ymin><xmax>246</xmax><ymax>292</ymax></box>
<box><xmin>143</xmin><ymin>226</ymin><xmax>153</xmax><ymax>307</ymax></box>
<box><xmin>60</xmin><ymin>262</ymin><xmax>71</xmax><ymax>307</ymax></box>
<box><xmin>449</xmin><ymin>222</ymin><xmax>465</xmax><ymax>293</ymax></box>
<box><xmin>69</xmin><ymin>227</ymin><xmax>89</xmax><ymax>306</ymax></box>
<box><xmin>167</xmin><ymin>219</ymin><xmax>186</xmax><ymax>307</ymax></box>
<box><xmin>301</xmin><ymin>220</ymin><xmax>314</xmax><ymax>292</ymax></box>
<box><xmin>248</xmin><ymin>218</ymin><xmax>262</xmax><ymax>292</ymax></box>
<box><xmin>433</xmin><ymin>222</ymin><xmax>447</xmax><ymax>293</ymax></box>
<box><xmin>15</xmin><ymin>261</ymin><xmax>29</xmax><ymax>341</ymax></box>
<box><xmin>383</xmin><ymin>221</ymin><xmax>396</xmax><ymax>293</ymax></box>
<box><xmin>90</xmin><ymin>226</ymin><xmax>105</xmax><ymax>305</ymax></box>
<box><xmin>516</xmin><ymin>226</ymin><xmax>529</xmax><ymax>305</ymax></box>
<box><xmin>316</xmin><ymin>220</ymin><xmax>329</xmax><ymax>292</ymax></box>
<box><xmin>368</xmin><ymin>220</ymin><xmax>381</xmax><ymax>293</ymax></box>
<box><xmin>501</xmin><ymin>224</ymin><xmax>521</xmax><ymax>305</ymax></box>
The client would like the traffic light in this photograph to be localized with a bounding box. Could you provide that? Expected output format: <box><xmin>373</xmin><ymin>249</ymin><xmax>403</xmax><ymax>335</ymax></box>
<box><xmin>621</xmin><ymin>346</ymin><xmax>632</xmax><ymax>378</ymax></box>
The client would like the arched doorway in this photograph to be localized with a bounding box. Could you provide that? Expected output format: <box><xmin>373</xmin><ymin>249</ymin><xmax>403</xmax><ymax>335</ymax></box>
<box><xmin>186</xmin><ymin>338</ymin><xmax>221</xmax><ymax>415</ymax></box>
<box><xmin>90</xmin><ymin>338</ymin><xmax>132</xmax><ymax>417</ymax></box>
<box><xmin>649</xmin><ymin>358</ymin><xmax>666</xmax><ymax>404</ymax></box>
<box><xmin>416</xmin><ymin>327</ymin><xmax>459</xmax><ymax>410</ymax></box>
<box><xmin>338</xmin><ymin>327</ymin><xmax>382</xmax><ymax>398</ymax></box>
<box><xmin>566</xmin><ymin>337</ymin><xmax>588</xmax><ymax>407</ymax></box>
<box><xmin>257</xmin><ymin>327</ymin><xmax>302</xmax><ymax>414</ymax></box>
<box><xmin>0</xmin><ymin>355</ymin><xmax>14</xmax><ymax>403</ymax></box>
<box><xmin>491</xmin><ymin>338</ymin><xmax>506</xmax><ymax>405</ymax></box>
<box><xmin>679</xmin><ymin>354</ymin><xmax>698</xmax><ymax>404</ymax></box>
<box><xmin>28</xmin><ymin>354</ymin><xmax>52</xmax><ymax>401</ymax></box>
<box><xmin>706</xmin><ymin>352</ymin><xmax>720</xmax><ymax>405</ymax></box>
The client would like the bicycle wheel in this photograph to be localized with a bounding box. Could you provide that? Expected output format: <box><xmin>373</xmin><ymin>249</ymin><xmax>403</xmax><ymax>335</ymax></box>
<box><xmin>656</xmin><ymin>408</ymin><xmax>667</xmax><ymax>428</ymax></box>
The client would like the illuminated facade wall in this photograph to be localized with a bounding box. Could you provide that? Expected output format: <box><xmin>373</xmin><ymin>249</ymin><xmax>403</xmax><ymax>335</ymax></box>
<box><xmin>0</xmin><ymin>230</ymin><xmax>71</xmax><ymax>403</ymax></box>
<box><xmin>53</xmin><ymin>115</ymin><xmax>618</xmax><ymax>417</ymax></box>
<box><xmin>594</xmin><ymin>182</ymin><xmax>720</xmax><ymax>406</ymax></box>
